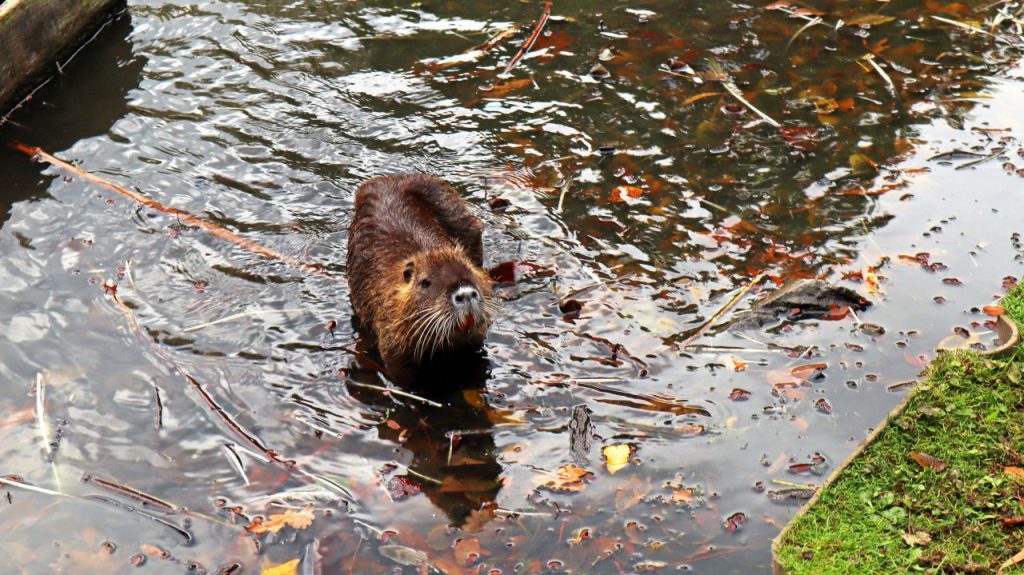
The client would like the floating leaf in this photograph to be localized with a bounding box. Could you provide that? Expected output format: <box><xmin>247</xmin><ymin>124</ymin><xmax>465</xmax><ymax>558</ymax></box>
<box><xmin>984</xmin><ymin>305</ymin><xmax>1007</xmax><ymax>317</ymax></box>
<box><xmin>725</xmin><ymin>356</ymin><xmax>747</xmax><ymax>372</ymax></box>
<box><xmin>724</xmin><ymin>512</ymin><xmax>747</xmax><ymax>533</ymax></box>
<box><xmin>488</xmin><ymin>261</ymin><xmax>516</xmax><ymax>284</ymax></box>
<box><xmin>847</xmin><ymin>14</ymin><xmax>896</xmax><ymax>26</ymax></box>
<box><xmin>609</xmin><ymin>185</ymin><xmax>645</xmax><ymax>204</ymax></box>
<box><xmin>247</xmin><ymin>506</ymin><xmax>315</xmax><ymax>535</ymax></box>
<box><xmin>543</xmin><ymin>465</ymin><xmax>593</xmax><ymax>492</ymax></box>
<box><xmin>729</xmin><ymin>388</ymin><xmax>751</xmax><ymax>401</ymax></box>
<box><xmin>603</xmin><ymin>444</ymin><xmax>632</xmax><ymax>475</ymax></box>
<box><xmin>672</xmin><ymin>488</ymin><xmax>695</xmax><ymax>503</ymax></box>
<box><xmin>260</xmin><ymin>559</ymin><xmax>300</xmax><ymax>575</ymax></box>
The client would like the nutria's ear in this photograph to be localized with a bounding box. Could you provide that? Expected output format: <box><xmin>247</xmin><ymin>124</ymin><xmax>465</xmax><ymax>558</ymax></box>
<box><xmin>403</xmin><ymin>261</ymin><xmax>415</xmax><ymax>282</ymax></box>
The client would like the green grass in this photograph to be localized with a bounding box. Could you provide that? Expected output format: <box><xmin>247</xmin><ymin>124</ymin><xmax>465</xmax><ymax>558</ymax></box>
<box><xmin>775</xmin><ymin>286</ymin><xmax>1024</xmax><ymax>574</ymax></box>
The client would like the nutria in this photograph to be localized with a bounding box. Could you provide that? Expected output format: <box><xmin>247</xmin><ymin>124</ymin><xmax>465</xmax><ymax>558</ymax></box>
<box><xmin>347</xmin><ymin>174</ymin><xmax>495</xmax><ymax>374</ymax></box>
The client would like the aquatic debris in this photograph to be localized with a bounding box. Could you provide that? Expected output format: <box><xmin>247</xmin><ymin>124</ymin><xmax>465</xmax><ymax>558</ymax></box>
<box><xmin>768</xmin><ymin>488</ymin><xmax>816</xmax><ymax>503</ymax></box>
<box><xmin>246</xmin><ymin>505</ymin><xmax>315</xmax><ymax>535</ymax></box>
<box><xmin>14</xmin><ymin>144</ymin><xmax>323</xmax><ymax>274</ymax></box>
<box><xmin>679</xmin><ymin>273</ymin><xmax>767</xmax><ymax>350</ymax></box>
<box><xmin>539</xmin><ymin>464</ymin><xmax>593</xmax><ymax>492</ymax></box>
<box><xmin>729</xmin><ymin>279</ymin><xmax>871</xmax><ymax>329</ymax></box>
<box><xmin>707</xmin><ymin>61</ymin><xmax>780</xmax><ymax>128</ymax></box>
<box><xmin>379</xmin><ymin>544</ymin><xmax>430</xmax><ymax>568</ymax></box>
<box><xmin>502</xmin><ymin>0</ymin><xmax>553</xmax><ymax>76</ymax></box>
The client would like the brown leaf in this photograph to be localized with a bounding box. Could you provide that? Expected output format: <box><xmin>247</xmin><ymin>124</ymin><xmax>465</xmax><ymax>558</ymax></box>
<box><xmin>902</xmin><ymin>531</ymin><xmax>932</xmax><ymax>547</ymax></box>
<box><xmin>246</xmin><ymin>506</ymin><xmax>315</xmax><ymax>535</ymax></box>
<box><xmin>909</xmin><ymin>451</ymin><xmax>947</xmax><ymax>472</ymax></box>
<box><xmin>1005</xmin><ymin>466</ymin><xmax>1024</xmax><ymax>480</ymax></box>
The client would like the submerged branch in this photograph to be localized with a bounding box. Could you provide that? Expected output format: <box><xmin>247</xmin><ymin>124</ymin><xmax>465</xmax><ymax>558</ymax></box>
<box><xmin>679</xmin><ymin>273</ymin><xmax>768</xmax><ymax>351</ymax></box>
<box><xmin>13</xmin><ymin>144</ymin><xmax>325</xmax><ymax>275</ymax></box>
<box><xmin>501</xmin><ymin>0</ymin><xmax>553</xmax><ymax>76</ymax></box>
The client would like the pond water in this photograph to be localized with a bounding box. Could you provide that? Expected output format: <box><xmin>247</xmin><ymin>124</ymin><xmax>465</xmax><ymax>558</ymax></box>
<box><xmin>2</xmin><ymin>1</ymin><xmax>1024</xmax><ymax>573</ymax></box>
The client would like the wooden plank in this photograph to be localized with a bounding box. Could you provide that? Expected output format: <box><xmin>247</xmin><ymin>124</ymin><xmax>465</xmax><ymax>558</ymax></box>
<box><xmin>0</xmin><ymin>0</ymin><xmax>126</xmax><ymax>114</ymax></box>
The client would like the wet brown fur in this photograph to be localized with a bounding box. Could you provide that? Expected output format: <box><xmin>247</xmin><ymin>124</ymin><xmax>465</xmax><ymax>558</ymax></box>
<box><xmin>347</xmin><ymin>174</ymin><xmax>494</xmax><ymax>372</ymax></box>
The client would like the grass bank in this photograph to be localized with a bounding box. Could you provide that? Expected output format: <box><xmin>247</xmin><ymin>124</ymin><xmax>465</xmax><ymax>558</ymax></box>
<box><xmin>774</xmin><ymin>287</ymin><xmax>1024</xmax><ymax>574</ymax></box>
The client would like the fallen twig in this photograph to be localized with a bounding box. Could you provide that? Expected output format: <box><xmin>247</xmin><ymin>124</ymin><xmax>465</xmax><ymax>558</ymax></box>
<box><xmin>34</xmin><ymin>373</ymin><xmax>62</xmax><ymax>492</ymax></box>
<box><xmin>707</xmin><ymin>62</ymin><xmax>781</xmax><ymax>128</ymax></box>
<box><xmin>556</xmin><ymin>171</ymin><xmax>572</xmax><ymax>213</ymax></box>
<box><xmin>931</xmin><ymin>15</ymin><xmax>1015</xmax><ymax>45</ymax></box>
<box><xmin>109</xmin><ymin>289</ymin><xmax>353</xmax><ymax>503</ymax></box>
<box><xmin>861</xmin><ymin>54</ymin><xmax>897</xmax><ymax>97</ymax></box>
<box><xmin>502</xmin><ymin>0</ymin><xmax>553</xmax><ymax>76</ymax></box>
<box><xmin>786</xmin><ymin>16</ymin><xmax>823</xmax><ymax>51</ymax></box>
<box><xmin>183</xmin><ymin>308</ymin><xmax>307</xmax><ymax>333</ymax></box>
<box><xmin>770</xmin><ymin>479</ymin><xmax>817</xmax><ymax>490</ymax></box>
<box><xmin>345</xmin><ymin>381</ymin><xmax>444</xmax><ymax>408</ymax></box>
<box><xmin>679</xmin><ymin>273</ymin><xmax>768</xmax><ymax>350</ymax></box>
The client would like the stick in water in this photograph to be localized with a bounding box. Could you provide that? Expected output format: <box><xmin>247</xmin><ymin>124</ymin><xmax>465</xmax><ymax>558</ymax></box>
<box><xmin>707</xmin><ymin>62</ymin><xmax>781</xmax><ymax>128</ymax></box>
<box><xmin>501</xmin><ymin>0</ymin><xmax>553</xmax><ymax>76</ymax></box>
<box><xmin>13</xmin><ymin>144</ymin><xmax>323</xmax><ymax>274</ymax></box>
<box><xmin>34</xmin><ymin>373</ymin><xmax>62</xmax><ymax>492</ymax></box>
<box><xmin>679</xmin><ymin>273</ymin><xmax>768</xmax><ymax>351</ymax></box>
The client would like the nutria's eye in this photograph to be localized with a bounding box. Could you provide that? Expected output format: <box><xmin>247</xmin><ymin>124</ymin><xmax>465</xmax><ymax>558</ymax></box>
<box><xmin>419</xmin><ymin>279</ymin><xmax>431</xmax><ymax>289</ymax></box>
<box><xmin>403</xmin><ymin>262</ymin><xmax>414</xmax><ymax>282</ymax></box>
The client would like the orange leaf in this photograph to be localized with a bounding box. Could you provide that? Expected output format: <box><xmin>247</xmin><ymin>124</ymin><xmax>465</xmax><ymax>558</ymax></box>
<box><xmin>609</xmin><ymin>185</ymin><xmax>645</xmax><ymax>204</ymax></box>
<box><xmin>672</xmin><ymin>488</ymin><xmax>695</xmax><ymax>503</ymax></box>
<box><xmin>909</xmin><ymin>451</ymin><xmax>946</xmax><ymax>472</ymax></box>
<box><xmin>543</xmin><ymin>464</ymin><xmax>593</xmax><ymax>492</ymax></box>
<box><xmin>726</xmin><ymin>356</ymin><xmax>747</xmax><ymax>372</ymax></box>
<box><xmin>1005</xmin><ymin>466</ymin><xmax>1024</xmax><ymax>480</ymax></box>
<box><xmin>984</xmin><ymin>305</ymin><xmax>1007</xmax><ymax>317</ymax></box>
<box><xmin>246</xmin><ymin>506</ymin><xmax>315</xmax><ymax>535</ymax></box>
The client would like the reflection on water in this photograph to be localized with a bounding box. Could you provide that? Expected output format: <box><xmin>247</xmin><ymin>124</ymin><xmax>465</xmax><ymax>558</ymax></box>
<box><xmin>1</xmin><ymin>0</ymin><xmax>1023</xmax><ymax>572</ymax></box>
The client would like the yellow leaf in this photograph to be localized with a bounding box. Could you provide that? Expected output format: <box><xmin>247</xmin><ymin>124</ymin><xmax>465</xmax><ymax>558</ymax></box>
<box><xmin>261</xmin><ymin>559</ymin><xmax>300</xmax><ymax>575</ymax></box>
<box><xmin>247</xmin><ymin>506</ymin><xmax>315</xmax><ymax>535</ymax></box>
<box><xmin>603</xmin><ymin>444</ymin><xmax>631</xmax><ymax>475</ymax></box>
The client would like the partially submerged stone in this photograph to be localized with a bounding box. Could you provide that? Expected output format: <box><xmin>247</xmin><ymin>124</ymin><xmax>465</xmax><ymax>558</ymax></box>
<box><xmin>729</xmin><ymin>279</ymin><xmax>871</xmax><ymax>329</ymax></box>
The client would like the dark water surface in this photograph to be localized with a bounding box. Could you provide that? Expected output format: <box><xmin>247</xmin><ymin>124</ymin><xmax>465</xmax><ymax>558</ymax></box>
<box><xmin>2</xmin><ymin>1</ymin><xmax>1024</xmax><ymax>573</ymax></box>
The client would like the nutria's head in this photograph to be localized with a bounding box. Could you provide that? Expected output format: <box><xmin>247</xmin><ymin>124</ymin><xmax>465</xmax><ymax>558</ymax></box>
<box><xmin>379</xmin><ymin>246</ymin><xmax>496</xmax><ymax>366</ymax></box>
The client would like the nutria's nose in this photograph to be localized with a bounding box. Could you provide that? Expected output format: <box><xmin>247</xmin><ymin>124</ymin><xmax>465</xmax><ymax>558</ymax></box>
<box><xmin>451</xmin><ymin>285</ymin><xmax>480</xmax><ymax>306</ymax></box>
